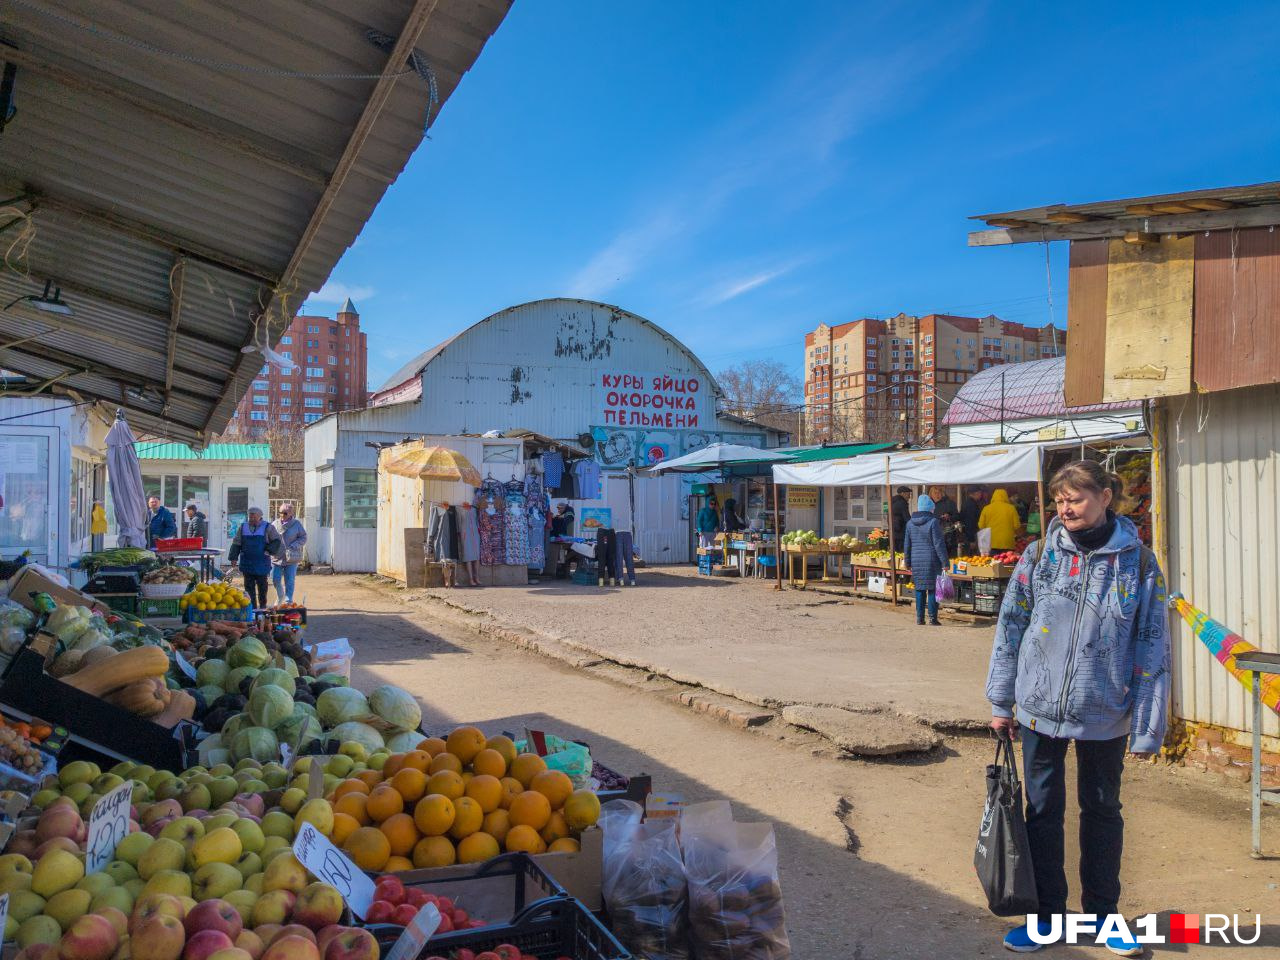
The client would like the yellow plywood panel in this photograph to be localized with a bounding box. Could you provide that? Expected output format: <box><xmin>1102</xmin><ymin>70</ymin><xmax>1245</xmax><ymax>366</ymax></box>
<box><xmin>1101</xmin><ymin>235</ymin><xmax>1194</xmax><ymax>402</ymax></box>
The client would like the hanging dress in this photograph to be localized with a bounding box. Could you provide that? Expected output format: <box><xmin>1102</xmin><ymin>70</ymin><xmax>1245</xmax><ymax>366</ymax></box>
<box><xmin>474</xmin><ymin>480</ymin><xmax>506</xmax><ymax>565</ymax></box>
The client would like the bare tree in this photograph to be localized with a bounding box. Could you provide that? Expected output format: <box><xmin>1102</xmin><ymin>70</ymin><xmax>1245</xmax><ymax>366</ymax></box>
<box><xmin>717</xmin><ymin>359</ymin><xmax>801</xmax><ymax>434</ymax></box>
<box><xmin>217</xmin><ymin>420</ymin><xmax>305</xmax><ymax>513</ymax></box>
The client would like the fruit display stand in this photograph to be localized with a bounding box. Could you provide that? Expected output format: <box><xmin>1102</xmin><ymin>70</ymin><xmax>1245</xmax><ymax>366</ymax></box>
<box><xmin>0</xmin><ymin>637</ymin><xmax>196</xmax><ymax>772</ymax></box>
<box><xmin>782</xmin><ymin>545</ymin><xmax>828</xmax><ymax>587</ymax></box>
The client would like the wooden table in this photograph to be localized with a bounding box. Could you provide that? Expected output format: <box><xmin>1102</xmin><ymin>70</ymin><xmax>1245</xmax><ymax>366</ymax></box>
<box><xmin>850</xmin><ymin>563</ymin><xmax>912</xmax><ymax>603</ymax></box>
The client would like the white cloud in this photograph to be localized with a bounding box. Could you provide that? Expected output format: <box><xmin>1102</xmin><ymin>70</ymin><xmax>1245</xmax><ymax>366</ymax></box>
<box><xmin>307</xmin><ymin>281</ymin><xmax>376</xmax><ymax>305</ymax></box>
<box><xmin>699</xmin><ymin>261</ymin><xmax>805</xmax><ymax>307</ymax></box>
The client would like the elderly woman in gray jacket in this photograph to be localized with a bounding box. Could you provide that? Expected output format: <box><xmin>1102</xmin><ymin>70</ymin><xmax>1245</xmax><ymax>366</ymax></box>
<box><xmin>271</xmin><ymin>503</ymin><xmax>307</xmax><ymax>603</ymax></box>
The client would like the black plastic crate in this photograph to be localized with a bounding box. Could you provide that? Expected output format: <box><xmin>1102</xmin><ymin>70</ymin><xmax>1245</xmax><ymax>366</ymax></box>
<box><xmin>85</xmin><ymin>568</ymin><xmax>142</xmax><ymax>594</ymax></box>
<box><xmin>371</xmin><ymin>897</ymin><xmax>630</xmax><ymax>960</ymax></box>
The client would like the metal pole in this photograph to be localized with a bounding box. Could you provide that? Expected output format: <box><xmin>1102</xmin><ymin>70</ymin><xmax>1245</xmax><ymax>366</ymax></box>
<box><xmin>774</xmin><ymin>480</ymin><xmax>783</xmax><ymax>591</ymax></box>
<box><xmin>1036</xmin><ymin>448</ymin><xmax>1047</xmax><ymax>544</ymax></box>
<box><xmin>886</xmin><ymin>457</ymin><xmax>898</xmax><ymax>605</ymax></box>
<box><xmin>999</xmin><ymin>370</ymin><xmax>1006</xmax><ymax>443</ymax></box>
<box><xmin>1252</xmin><ymin>669</ymin><xmax>1263</xmax><ymax>858</ymax></box>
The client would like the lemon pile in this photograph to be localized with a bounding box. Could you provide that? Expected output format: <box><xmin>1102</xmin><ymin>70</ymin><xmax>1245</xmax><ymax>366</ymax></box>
<box><xmin>179</xmin><ymin>581</ymin><xmax>251</xmax><ymax>612</ymax></box>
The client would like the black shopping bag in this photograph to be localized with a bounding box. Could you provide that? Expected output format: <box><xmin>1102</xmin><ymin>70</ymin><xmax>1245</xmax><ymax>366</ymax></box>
<box><xmin>974</xmin><ymin>733</ymin><xmax>1039</xmax><ymax>916</ymax></box>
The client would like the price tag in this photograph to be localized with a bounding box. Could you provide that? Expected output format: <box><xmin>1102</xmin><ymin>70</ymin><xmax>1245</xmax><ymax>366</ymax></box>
<box><xmin>0</xmin><ymin>892</ymin><xmax>9</xmax><ymax>940</ymax></box>
<box><xmin>85</xmin><ymin>781</ymin><xmax>134</xmax><ymax>874</ymax></box>
<box><xmin>385</xmin><ymin>903</ymin><xmax>441</xmax><ymax>960</ymax></box>
<box><xmin>291</xmin><ymin>821</ymin><xmax>375</xmax><ymax>918</ymax></box>
<box><xmin>280</xmin><ymin>742</ymin><xmax>294</xmax><ymax>770</ymax></box>
<box><xmin>174</xmin><ymin>650</ymin><xmax>198</xmax><ymax>681</ymax></box>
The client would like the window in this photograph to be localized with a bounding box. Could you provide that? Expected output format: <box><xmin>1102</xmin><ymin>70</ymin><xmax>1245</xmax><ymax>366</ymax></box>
<box><xmin>304</xmin><ymin>398</ymin><xmax>324</xmax><ymax>408</ymax></box>
<box><xmin>280</xmin><ymin>382</ymin><xmax>291</xmax><ymax>391</ymax></box>
<box><xmin>344</xmin><ymin>357</ymin><xmax>350</xmax><ymax>366</ymax></box>
<box><xmin>343</xmin><ymin>469</ymin><xmax>376</xmax><ymax>528</ymax></box>
<box><xmin>70</xmin><ymin>457</ymin><xmax>93</xmax><ymax>546</ymax></box>
<box><xmin>279</xmin><ymin>414</ymin><xmax>291</xmax><ymax>422</ymax></box>
<box><xmin>253</xmin><ymin>395</ymin><xmax>268</xmax><ymax>405</ymax></box>
<box><xmin>306</xmin><ymin>355</ymin><xmax>318</xmax><ymax>363</ymax></box>
<box><xmin>328</xmin><ymin>356</ymin><xmax>337</xmax><ymax>365</ymax></box>
<box><xmin>328</xmin><ymin>386</ymin><xmax>337</xmax><ymax>394</ymax></box>
<box><xmin>306</xmin><ymin>324</ymin><xmax>320</xmax><ymax>333</ymax></box>
<box><xmin>320</xmin><ymin>485</ymin><xmax>333</xmax><ymax>527</ymax></box>
<box><xmin>303</xmin><ymin>382</ymin><xmax>324</xmax><ymax>392</ymax></box>
<box><xmin>891</xmin><ymin>386</ymin><xmax>900</xmax><ymax>394</ymax></box>
<box><xmin>306</xmin><ymin>339</ymin><xmax>319</xmax><ymax>348</ymax></box>
<box><xmin>253</xmin><ymin>380</ymin><xmax>268</xmax><ymax>390</ymax></box>
<box><xmin>345</xmin><ymin>328</ymin><xmax>350</xmax><ymax>336</ymax></box>
<box><xmin>259</xmin><ymin>365</ymin><xmax>269</xmax><ymax>375</ymax></box>
<box><xmin>281</xmin><ymin>352</ymin><xmax>292</xmax><ymax>360</ymax></box>
<box><xmin>183</xmin><ymin>476</ymin><xmax>209</xmax><ymax>514</ymax></box>
<box><xmin>250</xmin><ymin>411</ymin><xmax>268</xmax><ymax>421</ymax></box>
<box><xmin>280</xmin><ymin>335</ymin><xmax>292</xmax><ymax>344</ymax></box>
<box><xmin>330</xmin><ymin>326</ymin><xmax>338</xmax><ymax>335</ymax></box>
<box><xmin>280</xmin><ymin>398</ymin><xmax>291</xmax><ymax>406</ymax></box>
<box><xmin>306</xmin><ymin>367</ymin><xmax>324</xmax><ymax>378</ymax></box>
<box><xmin>304</xmin><ymin>413</ymin><xmax>321</xmax><ymax>423</ymax></box>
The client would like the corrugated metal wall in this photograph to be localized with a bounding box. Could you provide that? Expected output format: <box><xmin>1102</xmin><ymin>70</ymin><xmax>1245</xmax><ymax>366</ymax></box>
<box><xmin>1165</xmin><ymin>383</ymin><xmax>1280</xmax><ymax>737</ymax></box>
<box><xmin>1193</xmin><ymin>227</ymin><xmax>1280</xmax><ymax>392</ymax></box>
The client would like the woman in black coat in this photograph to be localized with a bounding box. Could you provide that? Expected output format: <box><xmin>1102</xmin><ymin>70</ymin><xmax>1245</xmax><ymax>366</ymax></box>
<box><xmin>902</xmin><ymin>494</ymin><xmax>949</xmax><ymax>626</ymax></box>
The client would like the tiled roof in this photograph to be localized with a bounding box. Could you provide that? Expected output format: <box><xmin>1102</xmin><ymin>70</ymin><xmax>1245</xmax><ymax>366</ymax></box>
<box><xmin>942</xmin><ymin>357</ymin><xmax>1135</xmax><ymax>426</ymax></box>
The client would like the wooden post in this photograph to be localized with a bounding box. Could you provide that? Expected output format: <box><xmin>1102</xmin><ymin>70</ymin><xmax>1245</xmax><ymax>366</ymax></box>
<box><xmin>1036</xmin><ymin>448</ymin><xmax>1047</xmax><ymax>543</ymax></box>
<box><xmin>774</xmin><ymin>480</ymin><xmax>784</xmax><ymax>591</ymax></box>
<box><xmin>885</xmin><ymin>457</ymin><xmax>898</xmax><ymax>605</ymax></box>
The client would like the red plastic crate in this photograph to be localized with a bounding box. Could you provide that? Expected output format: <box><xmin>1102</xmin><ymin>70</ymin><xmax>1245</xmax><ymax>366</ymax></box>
<box><xmin>154</xmin><ymin>537</ymin><xmax>204</xmax><ymax>551</ymax></box>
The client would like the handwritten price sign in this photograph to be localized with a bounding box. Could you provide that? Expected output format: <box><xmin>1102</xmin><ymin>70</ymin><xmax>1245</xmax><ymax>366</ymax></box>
<box><xmin>86</xmin><ymin>781</ymin><xmax>134</xmax><ymax>874</ymax></box>
<box><xmin>292</xmin><ymin>821</ymin><xmax>375</xmax><ymax>918</ymax></box>
<box><xmin>386</xmin><ymin>904</ymin><xmax>441</xmax><ymax>960</ymax></box>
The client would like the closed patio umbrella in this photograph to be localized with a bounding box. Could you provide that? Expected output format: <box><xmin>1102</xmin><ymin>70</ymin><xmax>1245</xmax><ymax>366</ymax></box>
<box><xmin>105</xmin><ymin>412</ymin><xmax>148</xmax><ymax>548</ymax></box>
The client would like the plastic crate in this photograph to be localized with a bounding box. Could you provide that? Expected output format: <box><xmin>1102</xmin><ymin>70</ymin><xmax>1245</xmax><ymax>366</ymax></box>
<box><xmin>138</xmin><ymin>597</ymin><xmax>181</xmax><ymax>618</ymax></box>
<box><xmin>372</xmin><ymin>897</ymin><xmax>628</xmax><ymax>960</ymax></box>
<box><xmin>154</xmin><ymin>537</ymin><xmax>204</xmax><ymax>551</ymax></box>
<box><xmin>183</xmin><ymin>606</ymin><xmax>253</xmax><ymax>624</ymax></box>
<box><xmin>97</xmin><ymin>594</ymin><xmax>138</xmax><ymax>615</ymax></box>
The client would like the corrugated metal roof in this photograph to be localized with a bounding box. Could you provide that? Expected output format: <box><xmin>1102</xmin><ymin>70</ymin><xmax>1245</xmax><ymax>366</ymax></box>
<box><xmin>136</xmin><ymin>442</ymin><xmax>271</xmax><ymax>460</ymax></box>
<box><xmin>781</xmin><ymin>442</ymin><xmax>897</xmax><ymax>463</ymax></box>
<box><xmin>942</xmin><ymin>357</ymin><xmax>1135</xmax><ymax>427</ymax></box>
<box><xmin>0</xmin><ymin>0</ymin><xmax>510</xmax><ymax>444</ymax></box>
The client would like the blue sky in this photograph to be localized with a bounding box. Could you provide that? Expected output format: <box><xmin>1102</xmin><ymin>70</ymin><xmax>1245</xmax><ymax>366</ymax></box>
<box><xmin>305</xmin><ymin>1</ymin><xmax>1280</xmax><ymax>390</ymax></box>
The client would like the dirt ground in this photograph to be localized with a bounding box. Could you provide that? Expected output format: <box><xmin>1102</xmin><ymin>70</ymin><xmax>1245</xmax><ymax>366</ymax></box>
<box><xmin>307</xmin><ymin>574</ymin><xmax>1280</xmax><ymax>959</ymax></box>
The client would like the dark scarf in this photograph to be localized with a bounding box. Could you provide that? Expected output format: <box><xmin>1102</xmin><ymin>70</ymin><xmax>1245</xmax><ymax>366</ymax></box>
<box><xmin>1067</xmin><ymin>510</ymin><xmax>1116</xmax><ymax>552</ymax></box>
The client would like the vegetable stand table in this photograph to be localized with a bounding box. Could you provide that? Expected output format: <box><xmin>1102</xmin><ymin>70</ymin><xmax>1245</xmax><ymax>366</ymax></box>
<box><xmin>784</xmin><ymin>545</ymin><xmax>830</xmax><ymax>587</ymax></box>
<box><xmin>154</xmin><ymin>548</ymin><xmax>222</xmax><ymax>583</ymax></box>
<box><xmin>850</xmin><ymin>562</ymin><xmax>912</xmax><ymax>603</ymax></box>
<box><xmin>1233</xmin><ymin>650</ymin><xmax>1280</xmax><ymax>858</ymax></box>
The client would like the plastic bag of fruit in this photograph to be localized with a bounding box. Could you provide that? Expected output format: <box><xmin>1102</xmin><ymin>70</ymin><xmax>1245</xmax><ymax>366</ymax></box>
<box><xmin>682</xmin><ymin>811</ymin><xmax>791</xmax><ymax>960</ymax></box>
<box><xmin>601</xmin><ymin>799</ymin><xmax>692</xmax><ymax>960</ymax></box>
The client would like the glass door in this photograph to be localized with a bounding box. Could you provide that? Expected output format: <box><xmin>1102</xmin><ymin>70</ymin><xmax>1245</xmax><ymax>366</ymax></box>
<box><xmin>225</xmin><ymin>486</ymin><xmax>249</xmax><ymax>540</ymax></box>
<box><xmin>0</xmin><ymin>429</ymin><xmax>57</xmax><ymax>564</ymax></box>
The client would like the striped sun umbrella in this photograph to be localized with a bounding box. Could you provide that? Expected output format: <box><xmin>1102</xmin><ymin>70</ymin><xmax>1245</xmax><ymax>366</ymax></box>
<box><xmin>1171</xmin><ymin>594</ymin><xmax>1280</xmax><ymax>717</ymax></box>
<box><xmin>381</xmin><ymin>445</ymin><xmax>483</xmax><ymax>486</ymax></box>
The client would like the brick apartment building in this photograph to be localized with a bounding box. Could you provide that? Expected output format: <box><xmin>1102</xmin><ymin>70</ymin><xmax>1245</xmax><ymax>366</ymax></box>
<box><xmin>228</xmin><ymin>298</ymin><xmax>368</xmax><ymax>435</ymax></box>
<box><xmin>803</xmin><ymin>313</ymin><xmax>1062</xmax><ymax>444</ymax></box>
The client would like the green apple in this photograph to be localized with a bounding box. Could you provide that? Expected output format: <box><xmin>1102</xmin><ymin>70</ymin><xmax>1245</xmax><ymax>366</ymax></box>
<box><xmin>58</xmin><ymin>761</ymin><xmax>98</xmax><ymax>788</ymax></box>
<box><xmin>137</xmin><ymin>838</ymin><xmax>186</xmax><ymax>880</ymax></box>
<box><xmin>186</xmin><ymin>771</ymin><xmax>213</xmax><ymax>787</ymax></box>
<box><xmin>278</xmin><ymin>788</ymin><xmax>307</xmax><ymax>815</ymax></box>
<box><xmin>132</xmin><ymin>765</ymin><xmax>157</xmax><ymax>784</ymax></box>
<box><xmin>146</xmin><ymin>770</ymin><xmax>177</xmax><ymax>793</ymax></box>
<box><xmin>43</xmin><ymin>888</ymin><xmax>92</xmax><ymax>929</ymax></box>
<box><xmin>233</xmin><ymin>759</ymin><xmax>260</xmax><ymax>773</ymax></box>
<box><xmin>103</xmin><ymin>860</ymin><xmax>139</xmax><ymax>884</ymax></box>
<box><xmin>203</xmin><ymin>812</ymin><xmax>239</xmax><ymax>834</ymax></box>
<box><xmin>260</xmin><ymin>765</ymin><xmax>288</xmax><ymax>790</ymax></box>
<box><xmin>323</xmin><ymin>755</ymin><xmax>354</xmax><ymax>778</ymax></box>
<box><xmin>0</xmin><ymin>872</ymin><xmax>33</xmax><ymax>895</ymax></box>
<box><xmin>243</xmin><ymin>872</ymin><xmax>264</xmax><ymax>895</ymax></box>
<box><xmin>233</xmin><ymin>851</ymin><xmax>262</xmax><ymax>882</ymax></box>
<box><xmin>178</xmin><ymin>782</ymin><xmax>212</xmax><ymax>813</ymax></box>
<box><xmin>192</xmin><ymin>861</ymin><xmax>242</xmax><ymax>900</ymax></box>
<box><xmin>208</xmin><ymin>763</ymin><xmax>235</xmax><ymax>778</ymax></box>
<box><xmin>89</xmin><ymin>886</ymin><xmax>134</xmax><ymax>916</ymax></box>
<box><xmin>189</xmin><ymin>827</ymin><xmax>242</xmax><ymax>869</ymax></box>
<box><xmin>231</xmin><ymin>819</ymin><xmax>265</xmax><ymax>854</ymax></box>
<box><xmin>8</xmin><ymin>889</ymin><xmax>45</xmax><ymax>923</ymax></box>
<box><xmin>63</xmin><ymin>782</ymin><xmax>93</xmax><ymax>805</ymax></box>
<box><xmin>260</xmin><ymin>812</ymin><xmax>294</xmax><ymax>840</ymax></box>
<box><xmin>123</xmin><ymin>878</ymin><xmax>145</xmax><ymax>901</ymax></box>
<box><xmin>92</xmin><ymin>773</ymin><xmax>125</xmax><ymax>793</ymax></box>
<box><xmin>367</xmin><ymin>752</ymin><xmax>389</xmax><ymax>772</ymax></box>
<box><xmin>206</xmin><ymin>776</ymin><xmax>239</xmax><ymax>808</ymax></box>
<box><xmin>16</xmin><ymin>914</ymin><xmax>61</xmax><ymax>948</ymax></box>
<box><xmin>159</xmin><ymin>816</ymin><xmax>205</xmax><ymax>848</ymax></box>
<box><xmin>239</xmin><ymin>779</ymin><xmax>269</xmax><ymax>794</ymax></box>
<box><xmin>108</xmin><ymin>761</ymin><xmax>137</xmax><ymax>779</ymax></box>
<box><xmin>259</xmin><ymin>835</ymin><xmax>289</xmax><ymax>859</ymax></box>
<box><xmin>131</xmin><ymin>781</ymin><xmax>153</xmax><ymax>804</ymax></box>
<box><xmin>73</xmin><ymin>873</ymin><xmax>115</xmax><ymax>898</ymax></box>
<box><xmin>338</xmin><ymin>742</ymin><xmax>368</xmax><ymax>763</ymax></box>
<box><xmin>113</xmin><ymin>832</ymin><xmax>155</xmax><ymax>867</ymax></box>
<box><xmin>154</xmin><ymin>779</ymin><xmax>184</xmax><ymax>803</ymax></box>
<box><xmin>31</xmin><ymin>789</ymin><xmax>62</xmax><ymax>809</ymax></box>
<box><xmin>142</xmin><ymin>869</ymin><xmax>191</xmax><ymax>900</ymax></box>
<box><xmin>224</xmin><ymin>889</ymin><xmax>258</xmax><ymax>924</ymax></box>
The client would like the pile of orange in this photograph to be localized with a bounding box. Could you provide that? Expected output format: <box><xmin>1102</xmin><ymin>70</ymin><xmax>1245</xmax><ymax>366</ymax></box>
<box><xmin>314</xmin><ymin>725</ymin><xmax>601</xmax><ymax>872</ymax></box>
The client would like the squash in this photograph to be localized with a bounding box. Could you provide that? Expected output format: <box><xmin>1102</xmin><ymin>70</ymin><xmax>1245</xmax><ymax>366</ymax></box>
<box><xmin>150</xmin><ymin>690</ymin><xmax>197</xmax><ymax>728</ymax></box>
<box><xmin>49</xmin><ymin>649</ymin><xmax>86</xmax><ymax>678</ymax></box>
<box><xmin>63</xmin><ymin>646</ymin><xmax>169</xmax><ymax>697</ymax></box>
<box><xmin>106</xmin><ymin>678</ymin><xmax>170</xmax><ymax>716</ymax></box>
<box><xmin>80</xmin><ymin>646</ymin><xmax>118</xmax><ymax>668</ymax></box>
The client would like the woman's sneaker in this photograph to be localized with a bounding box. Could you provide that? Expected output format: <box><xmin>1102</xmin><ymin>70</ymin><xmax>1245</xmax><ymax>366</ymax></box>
<box><xmin>1003</xmin><ymin>919</ymin><xmax>1059</xmax><ymax>952</ymax></box>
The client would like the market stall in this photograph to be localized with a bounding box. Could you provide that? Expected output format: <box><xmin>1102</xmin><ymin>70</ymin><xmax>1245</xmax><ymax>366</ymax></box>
<box><xmin>0</xmin><ymin>555</ymin><xmax>791</xmax><ymax>960</ymax></box>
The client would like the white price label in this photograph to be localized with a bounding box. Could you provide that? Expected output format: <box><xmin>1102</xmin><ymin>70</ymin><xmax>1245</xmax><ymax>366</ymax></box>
<box><xmin>174</xmin><ymin>650</ymin><xmax>198</xmax><ymax>680</ymax></box>
<box><xmin>292</xmin><ymin>821</ymin><xmax>376</xmax><ymax>918</ymax></box>
<box><xmin>0</xmin><ymin>892</ymin><xmax>9</xmax><ymax>938</ymax></box>
<box><xmin>85</xmin><ymin>781</ymin><xmax>134</xmax><ymax>874</ymax></box>
<box><xmin>386</xmin><ymin>903</ymin><xmax>441</xmax><ymax>960</ymax></box>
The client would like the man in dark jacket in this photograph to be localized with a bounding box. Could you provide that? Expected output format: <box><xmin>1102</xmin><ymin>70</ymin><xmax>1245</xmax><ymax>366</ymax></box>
<box><xmin>890</xmin><ymin>486</ymin><xmax>912</xmax><ymax>548</ymax></box>
<box><xmin>903</xmin><ymin>494</ymin><xmax>949</xmax><ymax>626</ymax></box>
<box><xmin>147</xmin><ymin>496</ymin><xmax>177</xmax><ymax>547</ymax></box>
<box><xmin>959</xmin><ymin>487</ymin><xmax>985</xmax><ymax>554</ymax></box>
<box><xmin>932</xmin><ymin>488</ymin><xmax>960</xmax><ymax>557</ymax></box>
<box><xmin>183</xmin><ymin>504</ymin><xmax>208</xmax><ymax>542</ymax></box>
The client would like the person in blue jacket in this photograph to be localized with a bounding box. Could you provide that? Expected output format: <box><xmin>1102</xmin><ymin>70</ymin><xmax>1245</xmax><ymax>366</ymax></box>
<box><xmin>902</xmin><ymin>493</ymin><xmax>949</xmax><ymax>626</ymax></box>
<box><xmin>227</xmin><ymin>506</ymin><xmax>282</xmax><ymax>609</ymax></box>
<box><xmin>146</xmin><ymin>496</ymin><xmax>177</xmax><ymax>547</ymax></box>
<box><xmin>986</xmin><ymin>460</ymin><xmax>1169</xmax><ymax>957</ymax></box>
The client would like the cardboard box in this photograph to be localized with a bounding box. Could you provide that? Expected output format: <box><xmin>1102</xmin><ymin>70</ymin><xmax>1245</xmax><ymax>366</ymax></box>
<box><xmin>394</xmin><ymin>826</ymin><xmax>603</xmax><ymax>910</ymax></box>
<box><xmin>866</xmin><ymin>575</ymin><xmax>888</xmax><ymax>594</ymax></box>
<box><xmin>6</xmin><ymin>567</ymin><xmax>107</xmax><ymax>615</ymax></box>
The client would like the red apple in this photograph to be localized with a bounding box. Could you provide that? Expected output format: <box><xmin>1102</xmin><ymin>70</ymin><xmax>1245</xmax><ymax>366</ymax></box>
<box><xmin>372</xmin><ymin>877</ymin><xmax>404</xmax><ymax>906</ymax></box>
<box><xmin>312</xmin><ymin>927</ymin><xmax>345</xmax><ymax>957</ymax></box>
<box><xmin>391</xmin><ymin>904</ymin><xmax>418</xmax><ymax>926</ymax></box>
<box><xmin>260</xmin><ymin>937</ymin><xmax>320</xmax><ymax>960</ymax></box>
<box><xmin>14</xmin><ymin>946</ymin><xmax>57</xmax><ymax>960</ymax></box>
<box><xmin>130</xmin><ymin>895</ymin><xmax>186</xmax><ymax>936</ymax></box>
<box><xmin>95</xmin><ymin>907</ymin><xmax>130</xmax><ymax>940</ymax></box>
<box><xmin>233</xmin><ymin>932</ymin><xmax>263</xmax><ymax>960</ymax></box>
<box><xmin>251</xmin><ymin>927</ymin><xmax>280</xmax><ymax>949</ymax></box>
<box><xmin>7</xmin><ymin>830</ymin><xmax>38</xmax><ymax>858</ymax></box>
<box><xmin>184</xmin><ymin>930</ymin><xmax>235</xmax><ymax>960</ymax></box>
<box><xmin>58</xmin><ymin>913</ymin><xmax>120</xmax><ymax>960</ymax></box>
<box><xmin>362</xmin><ymin>902</ymin><xmax>394</xmax><ymax>925</ymax></box>
<box><xmin>320</xmin><ymin>929</ymin><xmax>377</xmax><ymax>960</ymax></box>
<box><xmin>35</xmin><ymin>836</ymin><xmax>81</xmax><ymax>859</ymax></box>
<box><xmin>185</xmin><ymin>900</ymin><xmax>244</xmax><ymax>942</ymax></box>
<box><xmin>290</xmin><ymin>884</ymin><xmax>343</xmax><ymax>932</ymax></box>
<box><xmin>130</xmin><ymin>914</ymin><xmax>187</xmax><ymax>960</ymax></box>
<box><xmin>269</xmin><ymin>927</ymin><xmax>315</xmax><ymax>947</ymax></box>
<box><xmin>402</xmin><ymin>889</ymin><xmax>430</xmax><ymax>909</ymax></box>
<box><xmin>434</xmin><ymin>897</ymin><xmax>454</xmax><ymax>914</ymax></box>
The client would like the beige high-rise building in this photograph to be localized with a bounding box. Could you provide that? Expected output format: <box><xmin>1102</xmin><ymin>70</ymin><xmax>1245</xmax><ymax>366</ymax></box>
<box><xmin>803</xmin><ymin>313</ymin><xmax>1062</xmax><ymax>444</ymax></box>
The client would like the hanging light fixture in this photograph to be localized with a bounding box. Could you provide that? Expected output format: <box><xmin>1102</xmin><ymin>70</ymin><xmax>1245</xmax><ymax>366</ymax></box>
<box><xmin>4</xmin><ymin>279</ymin><xmax>73</xmax><ymax>316</ymax></box>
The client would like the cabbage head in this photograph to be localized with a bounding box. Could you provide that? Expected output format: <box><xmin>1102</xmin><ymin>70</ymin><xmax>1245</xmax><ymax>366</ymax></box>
<box><xmin>327</xmin><ymin>721</ymin><xmax>384</xmax><ymax>755</ymax></box>
<box><xmin>227</xmin><ymin>636</ymin><xmax>271</xmax><ymax>669</ymax></box>
<box><xmin>248</xmin><ymin>684</ymin><xmax>294</xmax><ymax>729</ymax></box>
<box><xmin>383</xmin><ymin>730</ymin><xmax>425</xmax><ymax>753</ymax></box>
<box><xmin>251</xmin><ymin>667</ymin><xmax>293</xmax><ymax>695</ymax></box>
<box><xmin>197</xmin><ymin>659</ymin><xmax>230</xmax><ymax>689</ymax></box>
<box><xmin>230</xmin><ymin>726</ymin><xmax>279</xmax><ymax>763</ymax></box>
<box><xmin>316</xmin><ymin>687</ymin><xmax>368</xmax><ymax>728</ymax></box>
<box><xmin>367</xmin><ymin>685</ymin><xmax>421</xmax><ymax>732</ymax></box>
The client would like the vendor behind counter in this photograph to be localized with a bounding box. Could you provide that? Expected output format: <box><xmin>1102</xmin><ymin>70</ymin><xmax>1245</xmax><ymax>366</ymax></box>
<box><xmin>550</xmin><ymin>502</ymin><xmax>575</xmax><ymax>536</ymax></box>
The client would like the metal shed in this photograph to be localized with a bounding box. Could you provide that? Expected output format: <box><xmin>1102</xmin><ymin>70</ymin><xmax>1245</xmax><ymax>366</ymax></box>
<box><xmin>0</xmin><ymin>0</ymin><xmax>509</xmax><ymax>444</ymax></box>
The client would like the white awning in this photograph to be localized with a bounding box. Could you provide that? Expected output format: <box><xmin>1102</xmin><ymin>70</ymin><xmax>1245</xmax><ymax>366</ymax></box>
<box><xmin>772</xmin><ymin>442</ymin><xmax>1050</xmax><ymax>487</ymax></box>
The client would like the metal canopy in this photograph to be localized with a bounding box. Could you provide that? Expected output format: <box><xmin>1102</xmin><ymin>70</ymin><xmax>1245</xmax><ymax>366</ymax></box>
<box><xmin>0</xmin><ymin>0</ymin><xmax>509</xmax><ymax>443</ymax></box>
<box><xmin>969</xmin><ymin>180</ymin><xmax>1280</xmax><ymax>247</ymax></box>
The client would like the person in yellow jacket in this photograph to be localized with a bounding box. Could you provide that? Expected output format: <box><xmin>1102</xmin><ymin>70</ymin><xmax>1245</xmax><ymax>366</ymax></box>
<box><xmin>978</xmin><ymin>488</ymin><xmax>1021</xmax><ymax>552</ymax></box>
